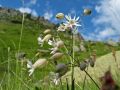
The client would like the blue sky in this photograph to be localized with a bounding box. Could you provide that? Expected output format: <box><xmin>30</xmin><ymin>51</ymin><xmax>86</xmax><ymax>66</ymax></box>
<box><xmin>0</xmin><ymin>0</ymin><xmax>120</xmax><ymax>41</ymax></box>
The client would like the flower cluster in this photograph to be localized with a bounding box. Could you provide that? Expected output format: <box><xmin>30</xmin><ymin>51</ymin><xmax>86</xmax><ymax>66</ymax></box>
<box><xmin>56</xmin><ymin>13</ymin><xmax>81</xmax><ymax>32</ymax></box>
<box><xmin>27</xmin><ymin>12</ymin><xmax>100</xmax><ymax>87</ymax></box>
<box><xmin>38</xmin><ymin>29</ymin><xmax>52</xmax><ymax>46</ymax></box>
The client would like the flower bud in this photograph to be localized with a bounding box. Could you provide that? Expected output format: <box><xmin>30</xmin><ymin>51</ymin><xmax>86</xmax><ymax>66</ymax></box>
<box><xmin>56</xmin><ymin>40</ymin><xmax>64</xmax><ymax>48</ymax></box>
<box><xmin>55</xmin><ymin>63</ymin><xmax>68</xmax><ymax>77</ymax></box>
<box><xmin>43</xmin><ymin>34</ymin><xmax>52</xmax><ymax>42</ymax></box>
<box><xmin>50</xmin><ymin>52</ymin><xmax>63</xmax><ymax>60</ymax></box>
<box><xmin>43</xmin><ymin>29</ymin><xmax>51</xmax><ymax>34</ymax></box>
<box><xmin>83</xmin><ymin>9</ymin><xmax>92</xmax><ymax>15</ymax></box>
<box><xmin>27</xmin><ymin>59</ymin><xmax>48</xmax><ymax>76</ymax></box>
<box><xmin>56</xmin><ymin>13</ymin><xmax>64</xmax><ymax>19</ymax></box>
<box><xmin>79</xmin><ymin>61</ymin><xmax>87</xmax><ymax>71</ymax></box>
<box><xmin>33</xmin><ymin>59</ymin><xmax>48</xmax><ymax>69</ymax></box>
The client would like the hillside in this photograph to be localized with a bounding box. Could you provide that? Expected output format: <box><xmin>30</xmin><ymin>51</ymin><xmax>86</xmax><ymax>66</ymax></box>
<box><xmin>62</xmin><ymin>51</ymin><xmax>120</xmax><ymax>83</ymax></box>
<box><xmin>0</xmin><ymin>7</ymin><xmax>120</xmax><ymax>90</ymax></box>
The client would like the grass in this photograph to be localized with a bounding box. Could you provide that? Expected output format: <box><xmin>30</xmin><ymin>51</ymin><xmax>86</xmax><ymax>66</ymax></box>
<box><xmin>0</xmin><ymin>14</ymin><xmax>120</xmax><ymax>90</ymax></box>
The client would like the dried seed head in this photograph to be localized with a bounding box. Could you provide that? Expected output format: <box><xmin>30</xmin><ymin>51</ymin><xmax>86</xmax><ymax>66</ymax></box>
<box><xmin>16</xmin><ymin>52</ymin><xmax>26</xmax><ymax>60</ymax></box>
<box><xmin>84</xmin><ymin>59</ymin><xmax>89</xmax><ymax>67</ymax></box>
<box><xmin>50</xmin><ymin>52</ymin><xmax>63</xmax><ymax>60</ymax></box>
<box><xmin>55</xmin><ymin>63</ymin><xmax>68</xmax><ymax>77</ymax></box>
<box><xmin>89</xmin><ymin>57</ymin><xmax>95</xmax><ymax>67</ymax></box>
<box><xmin>79</xmin><ymin>61</ymin><xmax>87</xmax><ymax>71</ymax></box>
<box><xmin>43</xmin><ymin>29</ymin><xmax>51</xmax><ymax>34</ymax></box>
<box><xmin>43</xmin><ymin>34</ymin><xmax>52</xmax><ymax>42</ymax></box>
<box><xmin>33</xmin><ymin>58</ymin><xmax>48</xmax><ymax>69</ymax></box>
<box><xmin>56</xmin><ymin>13</ymin><xmax>64</xmax><ymax>19</ymax></box>
<box><xmin>56</xmin><ymin>40</ymin><xmax>64</xmax><ymax>48</ymax></box>
<box><xmin>83</xmin><ymin>9</ymin><xmax>92</xmax><ymax>15</ymax></box>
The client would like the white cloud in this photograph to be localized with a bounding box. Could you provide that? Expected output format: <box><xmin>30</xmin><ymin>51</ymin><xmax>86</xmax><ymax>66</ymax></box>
<box><xmin>91</xmin><ymin>0</ymin><xmax>120</xmax><ymax>41</ymax></box>
<box><xmin>31</xmin><ymin>10</ymin><xmax>38</xmax><ymax>16</ymax></box>
<box><xmin>0</xmin><ymin>4</ymin><xmax>2</xmax><ymax>7</ymax></box>
<box><xmin>19</xmin><ymin>7</ymin><xmax>32</xmax><ymax>13</ymax></box>
<box><xmin>99</xmin><ymin>28</ymin><xmax>117</xmax><ymax>38</ymax></box>
<box><xmin>18</xmin><ymin>7</ymin><xmax>38</xmax><ymax>17</ymax></box>
<box><xmin>31</xmin><ymin>0</ymin><xmax>37</xmax><ymax>5</ymax></box>
<box><xmin>43</xmin><ymin>11</ymin><xmax>53</xmax><ymax>20</ymax></box>
<box><xmin>26</xmin><ymin>0</ymin><xmax>37</xmax><ymax>6</ymax></box>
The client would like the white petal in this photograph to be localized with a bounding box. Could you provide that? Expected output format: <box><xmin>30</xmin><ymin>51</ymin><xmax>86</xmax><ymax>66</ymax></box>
<box><xmin>69</xmin><ymin>15</ymin><xmax>72</xmax><ymax>20</ymax></box>
<box><xmin>37</xmin><ymin>37</ymin><xmax>42</xmax><ymax>41</ymax></box>
<box><xmin>48</xmin><ymin>40</ymin><xmax>53</xmax><ymax>46</ymax></box>
<box><xmin>28</xmin><ymin>68</ymin><xmax>34</xmax><ymax>76</ymax></box>
<box><xmin>38</xmin><ymin>37</ymin><xmax>43</xmax><ymax>44</ymax></box>
<box><xmin>65</xmin><ymin>15</ymin><xmax>70</xmax><ymax>21</ymax></box>
<box><xmin>53</xmin><ymin>79</ymin><xmax>60</xmax><ymax>85</ymax></box>
<box><xmin>75</xmin><ymin>24</ymin><xmax>82</xmax><ymax>26</ymax></box>
<box><xmin>27</xmin><ymin>61</ymin><xmax>33</xmax><ymax>68</ymax></box>
<box><xmin>73</xmin><ymin>16</ymin><xmax>76</xmax><ymax>20</ymax></box>
<box><xmin>76</xmin><ymin>17</ymin><xmax>80</xmax><ymax>21</ymax></box>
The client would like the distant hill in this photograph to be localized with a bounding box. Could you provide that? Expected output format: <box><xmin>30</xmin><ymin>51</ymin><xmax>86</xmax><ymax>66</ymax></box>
<box><xmin>0</xmin><ymin>7</ymin><xmax>55</xmax><ymax>28</ymax></box>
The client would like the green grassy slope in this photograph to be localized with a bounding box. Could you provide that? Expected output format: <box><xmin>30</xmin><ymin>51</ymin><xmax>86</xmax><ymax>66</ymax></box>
<box><xmin>0</xmin><ymin>16</ymin><xmax>120</xmax><ymax>90</ymax></box>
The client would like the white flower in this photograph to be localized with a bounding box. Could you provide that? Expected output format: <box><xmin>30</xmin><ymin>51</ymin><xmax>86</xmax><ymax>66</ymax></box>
<box><xmin>50</xmin><ymin>47</ymin><xmax>58</xmax><ymax>54</ymax></box>
<box><xmin>27</xmin><ymin>59</ymin><xmax>48</xmax><ymax>76</ymax></box>
<box><xmin>64</xmin><ymin>15</ymin><xmax>81</xmax><ymax>29</ymax></box>
<box><xmin>38</xmin><ymin>34</ymin><xmax>52</xmax><ymax>46</ymax></box>
<box><xmin>38</xmin><ymin>37</ymin><xmax>43</xmax><ymax>45</ymax></box>
<box><xmin>57</xmin><ymin>24</ymin><xmax>67</xmax><ymax>31</ymax></box>
<box><xmin>48</xmin><ymin>40</ymin><xmax>64</xmax><ymax>48</ymax></box>
<box><xmin>53</xmin><ymin>78</ymin><xmax>60</xmax><ymax>85</ymax></box>
<box><xmin>52</xmin><ymin>73</ymin><xmax>60</xmax><ymax>85</ymax></box>
<box><xmin>48</xmin><ymin>40</ymin><xmax>55</xmax><ymax>46</ymax></box>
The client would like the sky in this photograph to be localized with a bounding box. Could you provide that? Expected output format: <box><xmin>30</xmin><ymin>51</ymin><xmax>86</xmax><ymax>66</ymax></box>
<box><xmin>0</xmin><ymin>0</ymin><xmax>120</xmax><ymax>41</ymax></box>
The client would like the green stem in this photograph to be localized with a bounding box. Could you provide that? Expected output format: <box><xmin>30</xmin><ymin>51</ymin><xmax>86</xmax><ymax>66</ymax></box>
<box><xmin>16</xmin><ymin>0</ymin><xmax>25</xmax><ymax>90</ymax></box>
<box><xmin>84</xmin><ymin>70</ymin><xmax>100</xmax><ymax>89</ymax></box>
<box><xmin>18</xmin><ymin>0</ymin><xmax>25</xmax><ymax>52</ymax></box>
<box><xmin>71</xmin><ymin>33</ymin><xmax>75</xmax><ymax>90</ymax></box>
<box><xmin>7</xmin><ymin>47</ymin><xmax>10</xmax><ymax>90</ymax></box>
